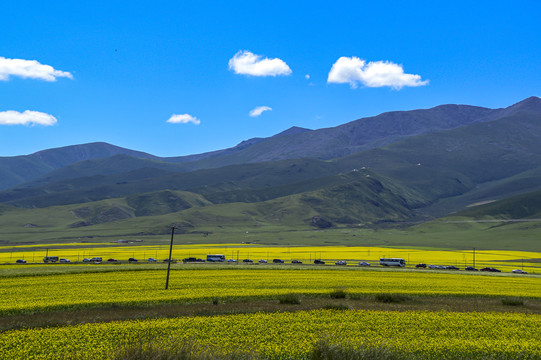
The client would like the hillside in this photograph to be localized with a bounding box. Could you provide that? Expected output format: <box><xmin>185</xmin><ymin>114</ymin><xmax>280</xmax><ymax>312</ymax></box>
<box><xmin>451</xmin><ymin>189</ymin><xmax>541</xmax><ymax>220</ymax></box>
<box><xmin>0</xmin><ymin>172</ymin><xmax>416</xmax><ymax>243</ymax></box>
<box><xmin>334</xmin><ymin>107</ymin><xmax>541</xmax><ymax>215</ymax></box>
<box><xmin>0</xmin><ymin>143</ymin><xmax>158</xmax><ymax>190</ymax></box>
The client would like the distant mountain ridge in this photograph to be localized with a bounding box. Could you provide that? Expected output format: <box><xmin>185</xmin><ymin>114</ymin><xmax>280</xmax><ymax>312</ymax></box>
<box><xmin>0</xmin><ymin>97</ymin><xmax>539</xmax><ymax>197</ymax></box>
<box><xmin>3</xmin><ymin>97</ymin><xmax>539</xmax><ymax>192</ymax></box>
<box><xmin>0</xmin><ymin>143</ymin><xmax>159</xmax><ymax>190</ymax></box>
<box><xmin>1</xmin><ymin>96</ymin><xmax>541</xmax><ymax>241</ymax></box>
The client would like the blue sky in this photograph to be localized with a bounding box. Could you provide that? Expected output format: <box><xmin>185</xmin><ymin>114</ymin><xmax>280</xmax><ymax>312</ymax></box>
<box><xmin>0</xmin><ymin>0</ymin><xmax>539</xmax><ymax>157</ymax></box>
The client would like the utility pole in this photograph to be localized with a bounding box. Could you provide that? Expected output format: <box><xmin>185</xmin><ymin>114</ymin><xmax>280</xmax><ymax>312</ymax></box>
<box><xmin>165</xmin><ymin>226</ymin><xmax>175</xmax><ymax>290</ymax></box>
<box><xmin>473</xmin><ymin>247</ymin><xmax>476</xmax><ymax>269</ymax></box>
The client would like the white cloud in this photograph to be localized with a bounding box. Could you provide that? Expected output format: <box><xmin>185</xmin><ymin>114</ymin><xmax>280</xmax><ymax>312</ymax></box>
<box><xmin>166</xmin><ymin>114</ymin><xmax>200</xmax><ymax>125</ymax></box>
<box><xmin>305</xmin><ymin>74</ymin><xmax>310</xmax><ymax>79</ymax></box>
<box><xmin>0</xmin><ymin>110</ymin><xmax>58</xmax><ymax>126</ymax></box>
<box><xmin>327</xmin><ymin>56</ymin><xmax>428</xmax><ymax>89</ymax></box>
<box><xmin>0</xmin><ymin>57</ymin><xmax>73</xmax><ymax>81</ymax></box>
<box><xmin>228</xmin><ymin>50</ymin><xmax>292</xmax><ymax>77</ymax></box>
<box><xmin>249</xmin><ymin>106</ymin><xmax>272</xmax><ymax>117</ymax></box>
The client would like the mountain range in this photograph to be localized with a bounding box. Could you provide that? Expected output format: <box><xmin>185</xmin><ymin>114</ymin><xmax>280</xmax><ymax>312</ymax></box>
<box><xmin>1</xmin><ymin>96</ymin><xmax>541</xmax><ymax>241</ymax></box>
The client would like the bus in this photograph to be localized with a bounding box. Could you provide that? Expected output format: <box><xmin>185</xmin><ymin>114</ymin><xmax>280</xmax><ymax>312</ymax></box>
<box><xmin>379</xmin><ymin>258</ymin><xmax>406</xmax><ymax>267</ymax></box>
<box><xmin>206</xmin><ymin>254</ymin><xmax>226</xmax><ymax>262</ymax></box>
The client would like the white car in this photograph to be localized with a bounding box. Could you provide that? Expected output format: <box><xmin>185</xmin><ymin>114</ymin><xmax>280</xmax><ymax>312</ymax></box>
<box><xmin>258</xmin><ymin>259</ymin><xmax>267</xmax><ymax>263</ymax></box>
<box><xmin>59</xmin><ymin>258</ymin><xmax>70</xmax><ymax>263</ymax></box>
<box><xmin>227</xmin><ymin>259</ymin><xmax>237</xmax><ymax>263</ymax></box>
<box><xmin>148</xmin><ymin>258</ymin><xmax>157</xmax><ymax>262</ymax></box>
<box><xmin>512</xmin><ymin>269</ymin><xmax>527</xmax><ymax>274</ymax></box>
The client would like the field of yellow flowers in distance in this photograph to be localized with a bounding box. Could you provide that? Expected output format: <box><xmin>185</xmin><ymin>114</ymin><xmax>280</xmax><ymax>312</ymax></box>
<box><xmin>1</xmin><ymin>243</ymin><xmax>539</xmax><ymax>271</ymax></box>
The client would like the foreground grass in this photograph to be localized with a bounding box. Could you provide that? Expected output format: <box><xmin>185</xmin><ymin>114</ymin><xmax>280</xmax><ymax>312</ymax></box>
<box><xmin>1</xmin><ymin>309</ymin><xmax>539</xmax><ymax>359</ymax></box>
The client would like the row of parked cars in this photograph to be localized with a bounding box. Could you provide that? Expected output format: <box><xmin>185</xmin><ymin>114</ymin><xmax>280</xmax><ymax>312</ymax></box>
<box><xmin>414</xmin><ymin>263</ymin><xmax>528</xmax><ymax>274</ymax></box>
<box><xmin>11</xmin><ymin>258</ymin><xmax>530</xmax><ymax>274</ymax></box>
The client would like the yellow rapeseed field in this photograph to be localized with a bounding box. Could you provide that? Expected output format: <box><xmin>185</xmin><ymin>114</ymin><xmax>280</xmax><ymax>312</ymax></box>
<box><xmin>1</xmin><ymin>268</ymin><xmax>539</xmax><ymax>315</ymax></box>
<box><xmin>1</xmin><ymin>243</ymin><xmax>539</xmax><ymax>271</ymax></box>
<box><xmin>0</xmin><ymin>309</ymin><xmax>539</xmax><ymax>359</ymax></box>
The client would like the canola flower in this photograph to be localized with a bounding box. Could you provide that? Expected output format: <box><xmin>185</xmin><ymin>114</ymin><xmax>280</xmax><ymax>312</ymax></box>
<box><xmin>0</xmin><ymin>309</ymin><xmax>539</xmax><ymax>359</ymax></box>
<box><xmin>1</xmin><ymin>244</ymin><xmax>539</xmax><ymax>272</ymax></box>
<box><xmin>0</xmin><ymin>268</ymin><xmax>539</xmax><ymax>315</ymax></box>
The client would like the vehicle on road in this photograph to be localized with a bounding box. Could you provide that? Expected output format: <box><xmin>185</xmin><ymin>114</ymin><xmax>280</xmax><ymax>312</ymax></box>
<box><xmin>465</xmin><ymin>266</ymin><xmax>478</xmax><ymax>271</ymax></box>
<box><xmin>314</xmin><ymin>259</ymin><xmax>325</xmax><ymax>265</ymax></box>
<box><xmin>227</xmin><ymin>259</ymin><xmax>237</xmax><ymax>263</ymax></box>
<box><xmin>82</xmin><ymin>258</ymin><xmax>91</xmax><ymax>263</ymax></box>
<box><xmin>428</xmin><ymin>264</ymin><xmax>438</xmax><ymax>269</ymax></box>
<box><xmin>90</xmin><ymin>257</ymin><xmax>102</xmax><ymax>262</ymax></box>
<box><xmin>445</xmin><ymin>265</ymin><xmax>459</xmax><ymax>270</ymax></box>
<box><xmin>16</xmin><ymin>259</ymin><xmax>26</xmax><ymax>264</ymax></box>
<box><xmin>272</xmin><ymin>259</ymin><xmax>284</xmax><ymax>264</ymax></box>
<box><xmin>415</xmin><ymin>263</ymin><xmax>427</xmax><ymax>268</ymax></box>
<box><xmin>242</xmin><ymin>259</ymin><xmax>253</xmax><ymax>263</ymax></box>
<box><xmin>206</xmin><ymin>254</ymin><xmax>225</xmax><ymax>262</ymax></box>
<box><xmin>128</xmin><ymin>258</ymin><xmax>138</xmax><ymax>262</ymax></box>
<box><xmin>292</xmin><ymin>260</ymin><xmax>303</xmax><ymax>264</ymax></box>
<box><xmin>258</xmin><ymin>259</ymin><xmax>267</xmax><ymax>264</ymax></box>
<box><xmin>380</xmin><ymin>258</ymin><xmax>406</xmax><ymax>267</ymax></box>
<box><xmin>358</xmin><ymin>261</ymin><xmax>370</xmax><ymax>266</ymax></box>
<box><xmin>335</xmin><ymin>260</ymin><xmax>347</xmax><ymax>265</ymax></box>
<box><xmin>148</xmin><ymin>258</ymin><xmax>157</xmax><ymax>262</ymax></box>
<box><xmin>107</xmin><ymin>258</ymin><xmax>118</xmax><ymax>263</ymax></box>
<box><xmin>43</xmin><ymin>256</ymin><xmax>59</xmax><ymax>263</ymax></box>
<box><xmin>59</xmin><ymin>258</ymin><xmax>70</xmax><ymax>263</ymax></box>
<box><xmin>480</xmin><ymin>267</ymin><xmax>501</xmax><ymax>272</ymax></box>
<box><xmin>512</xmin><ymin>269</ymin><xmax>527</xmax><ymax>274</ymax></box>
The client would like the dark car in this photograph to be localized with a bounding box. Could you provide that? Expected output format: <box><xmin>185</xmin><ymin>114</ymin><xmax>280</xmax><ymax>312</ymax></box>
<box><xmin>163</xmin><ymin>258</ymin><xmax>177</xmax><ymax>263</ymax></box>
<box><xmin>465</xmin><ymin>266</ymin><xmax>478</xmax><ymax>271</ymax></box>
<box><xmin>480</xmin><ymin>267</ymin><xmax>501</xmax><ymax>272</ymax></box>
<box><xmin>16</xmin><ymin>259</ymin><xmax>27</xmax><ymax>264</ymax></box>
<box><xmin>107</xmin><ymin>258</ymin><xmax>118</xmax><ymax>262</ymax></box>
<box><xmin>183</xmin><ymin>257</ymin><xmax>197</xmax><ymax>263</ymax></box>
<box><xmin>128</xmin><ymin>258</ymin><xmax>138</xmax><ymax>262</ymax></box>
<box><xmin>242</xmin><ymin>259</ymin><xmax>253</xmax><ymax>263</ymax></box>
<box><xmin>445</xmin><ymin>265</ymin><xmax>459</xmax><ymax>270</ymax></box>
<box><xmin>314</xmin><ymin>259</ymin><xmax>325</xmax><ymax>265</ymax></box>
<box><xmin>292</xmin><ymin>260</ymin><xmax>303</xmax><ymax>264</ymax></box>
<box><xmin>415</xmin><ymin>263</ymin><xmax>427</xmax><ymax>268</ymax></box>
<box><xmin>272</xmin><ymin>259</ymin><xmax>284</xmax><ymax>264</ymax></box>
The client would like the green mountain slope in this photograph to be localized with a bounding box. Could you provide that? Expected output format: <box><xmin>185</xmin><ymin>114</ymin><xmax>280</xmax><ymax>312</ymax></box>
<box><xmin>0</xmin><ymin>173</ymin><xmax>415</xmax><ymax>243</ymax></box>
<box><xmin>334</xmin><ymin>111</ymin><xmax>541</xmax><ymax>213</ymax></box>
<box><xmin>0</xmin><ymin>159</ymin><xmax>342</xmax><ymax>208</ymax></box>
<box><xmin>451</xmin><ymin>189</ymin><xmax>541</xmax><ymax>220</ymax></box>
<box><xmin>0</xmin><ymin>143</ymin><xmax>158</xmax><ymax>190</ymax></box>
